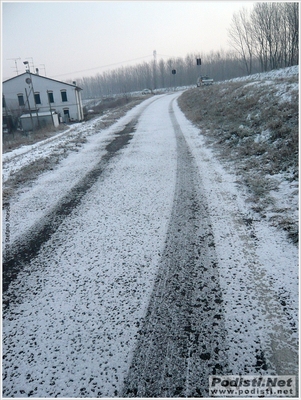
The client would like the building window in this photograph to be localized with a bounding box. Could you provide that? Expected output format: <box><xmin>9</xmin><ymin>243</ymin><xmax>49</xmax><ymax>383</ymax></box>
<box><xmin>61</xmin><ymin>90</ymin><xmax>68</xmax><ymax>102</ymax></box>
<box><xmin>34</xmin><ymin>92</ymin><xmax>41</xmax><ymax>104</ymax></box>
<box><xmin>48</xmin><ymin>91</ymin><xmax>54</xmax><ymax>103</ymax></box>
<box><xmin>18</xmin><ymin>94</ymin><xmax>25</xmax><ymax>106</ymax></box>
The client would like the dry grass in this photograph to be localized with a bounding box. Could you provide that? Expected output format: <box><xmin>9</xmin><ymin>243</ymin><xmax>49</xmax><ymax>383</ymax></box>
<box><xmin>84</xmin><ymin>96</ymin><xmax>145</xmax><ymax>121</ymax></box>
<box><xmin>2</xmin><ymin>136</ymin><xmax>90</xmax><ymax>204</ymax></box>
<box><xmin>3</xmin><ymin>125</ymin><xmax>66</xmax><ymax>153</ymax></box>
<box><xmin>3</xmin><ymin>95</ymin><xmax>146</xmax><ymax>153</ymax></box>
<box><xmin>178</xmin><ymin>75</ymin><xmax>298</xmax><ymax>243</ymax></box>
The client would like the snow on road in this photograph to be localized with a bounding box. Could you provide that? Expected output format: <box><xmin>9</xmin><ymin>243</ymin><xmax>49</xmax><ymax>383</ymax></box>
<box><xmin>174</xmin><ymin>100</ymin><xmax>298</xmax><ymax>376</ymax></box>
<box><xmin>2</xmin><ymin>91</ymin><xmax>298</xmax><ymax>397</ymax></box>
<box><xmin>2</xmin><ymin>97</ymin><xmax>157</xmax><ymax>247</ymax></box>
<box><xmin>3</xmin><ymin>94</ymin><xmax>178</xmax><ymax>397</ymax></box>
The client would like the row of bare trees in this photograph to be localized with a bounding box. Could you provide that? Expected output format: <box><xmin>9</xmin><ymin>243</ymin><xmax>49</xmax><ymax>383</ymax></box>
<box><xmin>77</xmin><ymin>50</ymin><xmax>261</xmax><ymax>99</ymax></box>
<box><xmin>228</xmin><ymin>2</ymin><xmax>298</xmax><ymax>75</ymax></box>
<box><xmin>76</xmin><ymin>2</ymin><xmax>298</xmax><ymax>99</ymax></box>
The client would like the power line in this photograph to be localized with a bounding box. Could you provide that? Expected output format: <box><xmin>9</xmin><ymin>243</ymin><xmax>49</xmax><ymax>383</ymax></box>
<box><xmin>50</xmin><ymin>55</ymin><xmax>153</xmax><ymax>78</ymax></box>
<box><xmin>4</xmin><ymin>53</ymin><xmax>178</xmax><ymax>82</ymax></box>
<box><xmin>157</xmin><ymin>53</ymin><xmax>175</xmax><ymax>58</ymax></box>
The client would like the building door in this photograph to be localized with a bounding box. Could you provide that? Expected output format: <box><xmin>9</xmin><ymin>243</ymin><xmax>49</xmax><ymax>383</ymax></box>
<box><xmin>63</xmin><ymin>109</ymin><xmax>70</xmax><ymax>123</ymax></box>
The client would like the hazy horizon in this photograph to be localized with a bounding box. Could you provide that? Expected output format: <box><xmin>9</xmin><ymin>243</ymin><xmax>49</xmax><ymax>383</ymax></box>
<box><xmin>2</xmin><ymin>1</ymin><xmax>256</xmax><ymax>82</ymax></box>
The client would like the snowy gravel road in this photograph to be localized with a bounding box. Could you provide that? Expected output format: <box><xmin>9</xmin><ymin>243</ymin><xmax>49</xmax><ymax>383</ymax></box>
<box><xmin>2</xmin><ymin>93</ymin><xmax>298</xmax><ymax>397</ymax></box>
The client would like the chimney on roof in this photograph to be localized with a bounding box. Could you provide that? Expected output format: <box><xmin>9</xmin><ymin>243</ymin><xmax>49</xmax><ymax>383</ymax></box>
<box><xmin>36</xmin><ymin>68</ymin><xmax>39</xmax><ymax>75</ymax></box>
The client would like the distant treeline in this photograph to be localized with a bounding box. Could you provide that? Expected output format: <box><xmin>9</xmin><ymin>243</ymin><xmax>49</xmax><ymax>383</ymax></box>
<box><xmin>76</xmin><ymin>2</ymin><xmax>298</xmax><ymax>99</ymax></box>
<box><xmin>75</xmin><ymin>51</ymin><xmax>254</xmax><ymax>99</ymax></box>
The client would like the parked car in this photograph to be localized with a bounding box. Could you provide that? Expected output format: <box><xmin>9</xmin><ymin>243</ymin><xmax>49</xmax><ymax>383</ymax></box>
<box><xmin>197</xmin><ymin>76</ymin><xmax>214</xmax><ymax>87</ymax></box>
<box><xmin>142</xmin><ymin>88</ymin><xmax>152</xmax><ymax>95</ymax></box>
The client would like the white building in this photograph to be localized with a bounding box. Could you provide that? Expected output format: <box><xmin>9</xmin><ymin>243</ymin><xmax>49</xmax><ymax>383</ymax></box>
<box><xmin>2</xmin><ymin>71</ymin><xmax>84</xmax><ymax>125</ymax></box>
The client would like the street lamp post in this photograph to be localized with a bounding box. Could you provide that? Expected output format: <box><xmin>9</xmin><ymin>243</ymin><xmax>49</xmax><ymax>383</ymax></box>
<box><xmin>172</xmin><ymin>69</ymin><xmax>176</xmax><ymax>91</ymax></box>
<box><xmin>196</xmin><ymin>57</ymin><xmax>201</xmax><ymax>79</ymax></box>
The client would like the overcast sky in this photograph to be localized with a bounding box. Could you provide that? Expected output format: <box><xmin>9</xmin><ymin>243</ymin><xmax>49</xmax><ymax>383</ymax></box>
<box><xmin>2</xmin><ymin>1</ymin><xmax>255</xmax><ymax>82</ymax></box>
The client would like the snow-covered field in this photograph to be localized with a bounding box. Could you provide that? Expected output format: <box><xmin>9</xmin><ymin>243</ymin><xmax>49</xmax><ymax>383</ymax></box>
<box><xmin>2</xmin><ymin>70</ymin><xmax>298</xmax><ymax>397</ymax></box>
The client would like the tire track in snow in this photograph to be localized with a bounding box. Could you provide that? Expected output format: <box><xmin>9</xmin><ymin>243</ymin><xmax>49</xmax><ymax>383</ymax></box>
<box><xmin>3</xmin><ymin>120</ymin><xmax>137</xmax><ymax>294</ymax></box>
<box><xmin>2</xmin><ymin>94</ymin><xmax>178</xmax><ymax>397</ymax></box>
<box><xmin>122</xmin><ymin>99</ymin><xmax>228</xmax><ymax>397</ymax></box>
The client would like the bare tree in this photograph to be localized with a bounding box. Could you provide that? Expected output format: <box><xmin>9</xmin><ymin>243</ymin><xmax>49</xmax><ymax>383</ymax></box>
<box><xmin>228</xmin><ymin>7</ymin><xmax>254</xmax><ymax>74</ymax></box>
<box><xmin>251</xmin><ymin>2</ymin><xmax>298</xmax><ymax>71</ymax></box>
<box><xmin>283</xmin><ymin>2</ymin><xmax>299</xmax><ymax>66</ymax></box>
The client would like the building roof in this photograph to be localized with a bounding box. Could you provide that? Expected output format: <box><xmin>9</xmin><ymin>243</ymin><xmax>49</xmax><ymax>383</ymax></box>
<box><xmin>3</xmin><ymin>72</ymin><xmax>82</xmax><ymax>90</ymax></box>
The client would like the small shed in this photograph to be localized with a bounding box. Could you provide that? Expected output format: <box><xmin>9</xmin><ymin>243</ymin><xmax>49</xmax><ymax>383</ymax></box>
<box><xmin>20</xmin><ymin>111</ymin><xmax>59</xmax><ymax>131</ymax></box>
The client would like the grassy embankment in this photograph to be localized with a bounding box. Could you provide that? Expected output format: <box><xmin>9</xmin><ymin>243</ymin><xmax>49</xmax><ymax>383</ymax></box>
<box><xmin>178</xmin><ymin>75</ymin><xmax>298</xmax><ymax>243</ymax></box>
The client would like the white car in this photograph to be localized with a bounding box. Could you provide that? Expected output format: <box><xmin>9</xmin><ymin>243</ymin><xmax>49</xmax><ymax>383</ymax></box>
<box><xmin>142</xmin><ymin>88</ymin><xmax>152</xmax><ymax>95</ymax></box>
<box><xmin>197</xmin><ymin>76</ymin><xmax>214</xmax><ymax>87</ymax></box>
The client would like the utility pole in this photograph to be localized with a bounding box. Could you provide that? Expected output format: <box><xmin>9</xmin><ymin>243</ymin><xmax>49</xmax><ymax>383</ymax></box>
<box><xmin>25</xmin><ymin>87</ymin><xmax>34</xmax><ymax>132</ymax></box>
<box><xmin>153</xmin><ymin>50</ymin><xmax>157</xmax><ymax>91</ymax></box>
<box><xmin>24</xmin><ymin>68</ymin><xmax>40</xmax><ymax>130</ymax></box>
<box><xmin>7</xmin><ymin>58</ymin><xmax>21</xmax><ymax>75</ymax></box>
<box><xmin>30</xmin><ymin>74</ymin><xmax>40</xmax><ymax>129</ymax></box>
<box><xmin>47</xmin><ymin>90</ymin><xmax>55</xmax><ymax>126</ymax></box>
